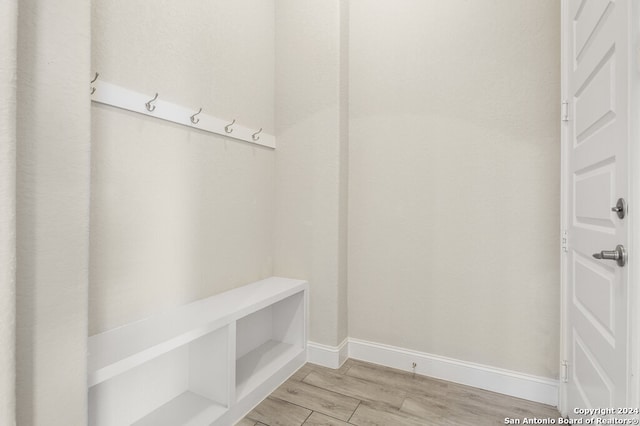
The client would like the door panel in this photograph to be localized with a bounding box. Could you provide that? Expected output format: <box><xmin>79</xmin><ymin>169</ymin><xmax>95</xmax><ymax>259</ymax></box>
<box><xmin>573</xmin><ymin>52</ymin><xmax>615</xmax><ymax>143</ymax></box>
<box><xmin>574</xmin><ymin>335</ymin><xmax>614</xmax><ymax>406</ymax></box>
<box><xmin>574</xmin><ymin>0</ymin><xmax>614</xmax><ymax>64</ymax></box>
<box><xmin>573</xmin><ymin>160</ymin><xmax>616</xmax><ymax>230</ymax></box>
<box><xmin>574</xmin><ymin>253</ymin><xmax>616</xmax><ymax>343</ymax></box>
<box><xmin>564</xmin><ymin>0</ymin><xmax>630</xmax><ymax>413</ymax></box>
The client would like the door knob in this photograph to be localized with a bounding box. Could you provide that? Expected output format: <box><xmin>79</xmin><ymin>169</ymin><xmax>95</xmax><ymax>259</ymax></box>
<box><xmin>593</xmin><ymin>245</ymin><xmax>627</xmax><ymax>267</ymax></box>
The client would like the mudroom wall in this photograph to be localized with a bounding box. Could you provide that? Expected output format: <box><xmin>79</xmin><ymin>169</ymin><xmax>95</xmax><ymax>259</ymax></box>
<box><xmin>348</xmin><ymin>0</ymin><xmax>561</xmax><ymax>379</ymax></box>
<box><xmin>89</xmin><ymin>0</ymin><xmax>276</xmax><ymax>335</ymax></box>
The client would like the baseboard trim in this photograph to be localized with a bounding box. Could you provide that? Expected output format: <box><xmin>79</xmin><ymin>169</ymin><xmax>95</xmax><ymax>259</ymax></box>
<box><xmin>307</xmin><ymin>338</ymin><xmax>349</xmax><ymax>369</ymax></box>
<box><xmin>307</xmin><ymin>338</ymin><xmax>559</xmax><ymax>406</ymax></box>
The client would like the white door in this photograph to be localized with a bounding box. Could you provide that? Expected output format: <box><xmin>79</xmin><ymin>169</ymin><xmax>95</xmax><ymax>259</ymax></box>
<box><xmin>562</xmin><ymin>0</ymin><xmax>632</xmax><ymax>415</ymax></box>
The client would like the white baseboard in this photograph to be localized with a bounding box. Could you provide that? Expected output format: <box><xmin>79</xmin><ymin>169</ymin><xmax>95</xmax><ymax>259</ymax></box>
<box><xmin>307</xmin><ymin>338</ymin><xmax>559</xmax><ymax>407</ymax></box>
<box><xmin>307</xmin><ymin>338</ymin><xmax>349</xmax><ymax>369</ymax></box>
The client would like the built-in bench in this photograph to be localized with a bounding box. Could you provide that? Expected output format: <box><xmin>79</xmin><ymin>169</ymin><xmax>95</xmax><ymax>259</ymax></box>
<box><xmin>88</xmin><ymin>277</ymin><xmax>308</xmax><ymax>425</ymax></box>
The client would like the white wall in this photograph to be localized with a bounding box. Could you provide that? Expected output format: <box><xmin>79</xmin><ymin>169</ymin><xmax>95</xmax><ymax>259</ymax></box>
<box><xmin>274</xmin><ymin>0</ymin><xmax>349</xmax><ymax>347</ymax></box>
<box><xmin>348</xmin><ymin>0</ymin><xmax>560</xmax><ymax>379</ymax></box>
<box><xmin>6</xmin><ymin>2</ymin><xmax>562</xmax><ymax>422</ymax></box>
<box><xmin>0</xmin><ymin>0</ymin><xmax>17</xmax><ymax>424</ymax></box>
<box><xmin>90</xmin><ymin>0</ymin><xmax>276</xmax><ymax>335</ymax></box>
<box><xmin>15</xmin><ymin>0</ymin><xmax>91</xmax><ymax>423</ymax></box>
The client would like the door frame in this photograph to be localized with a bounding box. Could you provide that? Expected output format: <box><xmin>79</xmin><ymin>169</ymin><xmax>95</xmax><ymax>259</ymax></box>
<box><xmin>559</xmin><ymin>0</ymin><xmax>640</xmax><ymax>415</ymax></box>
<box><xmin>629</xmin><ymin>0</ymin><xmax>640</xmax><ymax>412</ymax></box>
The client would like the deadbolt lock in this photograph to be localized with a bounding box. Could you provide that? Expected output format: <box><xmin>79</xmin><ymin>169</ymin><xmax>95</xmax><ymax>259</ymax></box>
<box><xmin>611</xmin><ymin>198</ymin><xmax>626</xmax><ymax>219</ymax></box>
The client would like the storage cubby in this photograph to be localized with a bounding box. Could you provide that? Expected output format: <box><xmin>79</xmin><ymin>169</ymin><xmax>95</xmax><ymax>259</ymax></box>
<box><xmin>88</xmin><ymin>277</ymin><xmax>307</xmax><ymax>426</ymax></box>
<box><xmin>89</xmin><ymin>326</ymin><xmax>230</xmax><ymax>426</ymax></box>
<box><xmin>236</xmin><ymin>291</ymin><xmax>305</xmax><ymax>400</ymax></box>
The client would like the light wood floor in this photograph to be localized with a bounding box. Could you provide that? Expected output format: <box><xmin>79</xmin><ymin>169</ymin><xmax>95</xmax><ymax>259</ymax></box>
<box><xmin>237</xmin><ymin>359</ymin><xmax>560</xmax><ymax>426</ymax></box>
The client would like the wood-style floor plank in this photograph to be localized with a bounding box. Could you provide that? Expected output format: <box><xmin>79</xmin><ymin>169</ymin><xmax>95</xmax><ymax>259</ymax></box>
<box><xmin>242</xmin><ymin>360</ymin><xmax>560</xmax><ymax>426</ymax></box>
<box><xmin>235</xmin><ymin>418</ymin><xmax>257</xmax><ymax>426</ymax></box>
<box><xmin>290</xmin><ymin>363</ymin><xmax>315</xmax><ymax>382</ymax></box>
<box><xmin>399</xmin><ymin>393</ymin><xmax>449</xmax><ymax>419</ymax></box>
<box><xmin>302</xmin><ymin>412</ymin><xmax>353</xmax><ymax>426</ymax></box>
<box><xmin>349</xmin><ymin>401</ymin><xmax>439</xmax><ymax>426</ymax></box>
<box><xmin>302</xmin><ymin>370</ymin><xmax>406</xmax><ymax>408</ymax></box>
<box><xmin>246</xmin><ymin>396</ymin><xmax>312</xmax><ymax>426</ymax></box>
<box><xmin>272</xmin><ymin>379</ymin><xmax>360</xmax><ymax>421</ymax></box>
<box><xmin>445</xmin><ymin>381</ymin><xmax>560</xmax><ymax>420</ymax></box>
<box><xmin>345</xmin><ymin>360</ymin><xmax>449</xmax><ymax>398</ymax></box>
<box><xmin>402</xmin><ymin>393</ymin><xmax>497</xmax><ymax>426</ymax></box>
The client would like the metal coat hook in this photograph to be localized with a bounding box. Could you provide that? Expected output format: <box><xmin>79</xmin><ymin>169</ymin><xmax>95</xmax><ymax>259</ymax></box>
<box><xmin>252</xmin><ymin>128</ymin><xmax>263</xmax><ymax>141</ymax></box>
<box><xmin>145</xmin><ymin>93</ymin><xmax>159</xmax><ymax>112</ymax></box>
<box><xmin>225</xmin><ymin>119</ymin><xmax>236</xmax><ymax>134</ymax></box>
<box><xmin>190</xmin><ymin>108</ymin><xmax>202</xmax><ymax>124</ymax></box>
<box><xmin>90</xmin><ymin>72</ymin><xmax>99</xmax><ymax>94</ymax></box>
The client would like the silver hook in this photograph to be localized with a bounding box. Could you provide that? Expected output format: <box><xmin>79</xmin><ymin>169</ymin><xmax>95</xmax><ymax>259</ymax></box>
<box><xmin>145</xmin><ymin>93</ymin><xmax>158</xmax><ymax>112</ymax></box>
<box><xmin>252</xmin><ymin>128</ymin><xmax>263</xmax><ymax>141</ymax></box>
<box><xmin>90</xmin><ymin>72</ymin><xmax>99</xmax><ymax>95</ymax></box>
<box><xmin>225</xmin><ymin>119</ymin><xmax>236</xmax><ymax>134</ymax></box>
<box><xmin>190</xmin><ymin>108</ymin><xmax>202</xmax><ymax>124</ymax></box>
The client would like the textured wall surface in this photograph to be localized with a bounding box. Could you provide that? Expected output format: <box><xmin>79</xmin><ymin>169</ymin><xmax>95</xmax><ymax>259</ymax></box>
<box><xmin>15</xmin><ymin>0</ymin><xmax>91</xmax><ymax>423</ymax></box>
<box><xmin>92</xmin><ymin>0</ymin><xmax>560</xmax><ymax>380</ymax></box>
<box><xmin>0</xmin><ymin>0</ymin><xmax>17</xmax><ymax>424</ymax></box>
<box><xmin>348</xmin><ymin>0</ymin><xmax>560</xmax><ymax>378</ymax></box>
<box><xmin>90</xmin><ymin>0</ymin><xmax>276</xmax><ymax>334</ymax></box>
<box><xmin>92</xmin><ymin>0</ymin><xmax>275</xmax><ymax>134</ymax></box>
<box><xmin>274</xmin><ymin>0</ymin><xmax>349</xmax><ymax>346</ymax></box>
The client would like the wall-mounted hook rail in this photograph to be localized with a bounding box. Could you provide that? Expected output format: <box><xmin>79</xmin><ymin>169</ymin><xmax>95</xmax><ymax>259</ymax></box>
<box><xmin>190</xmin><ymin>108</ymin><xmax>202</xmax><ymax>124</ymax></box>
<box><xmin>91</xmin><ymin>72</ymin><xmax>99</xmax><ymax>94</ymax></box>
<box><xmin>90</xmin><ymin>79</ymin><xmax>275</xmax><ymax>148</ymax></box>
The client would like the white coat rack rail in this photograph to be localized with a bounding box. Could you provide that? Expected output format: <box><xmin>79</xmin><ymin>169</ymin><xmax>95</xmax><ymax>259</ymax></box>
<box><xmin>90</xmin><ymin>76</ymin><xmax>276</xmax><ymax>149</ymax></box>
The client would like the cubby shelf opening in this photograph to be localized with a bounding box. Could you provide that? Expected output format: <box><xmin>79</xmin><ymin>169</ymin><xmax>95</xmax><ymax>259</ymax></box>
<box><xmin>88</xmin><ymin>277</ymin><xmax>307</xmax><ymax>426</ymax></box>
